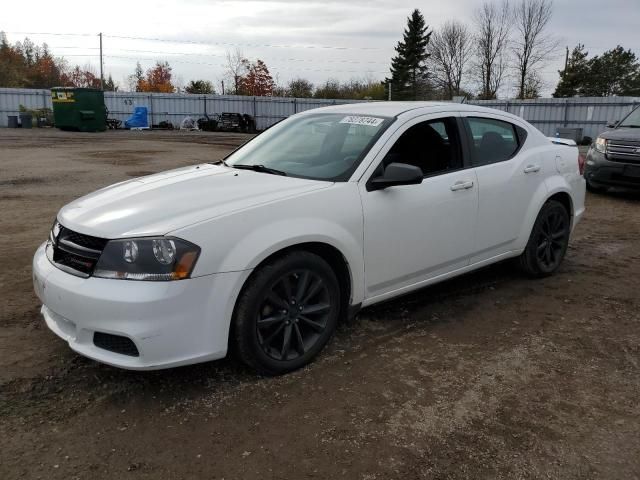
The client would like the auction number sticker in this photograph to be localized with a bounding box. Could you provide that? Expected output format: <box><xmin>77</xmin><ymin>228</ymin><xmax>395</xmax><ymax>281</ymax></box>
<box><xmin>340</xmin><ymin>116</ymin><xmax>384</xmax><ymax>127</ymax></box>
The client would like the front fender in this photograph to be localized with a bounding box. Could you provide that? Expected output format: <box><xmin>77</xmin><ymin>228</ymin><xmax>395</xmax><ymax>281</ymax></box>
<box><xmin>172</xmin><ymin>183</ymin><xmax>366</xmax><ymax>305</ymax></box>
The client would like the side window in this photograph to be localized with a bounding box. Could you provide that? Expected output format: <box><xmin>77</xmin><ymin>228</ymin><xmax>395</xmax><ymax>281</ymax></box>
<box><xmin>464</xmin><ymin>117</ymin><xmax>525</xmax><ymax>166</ymax></box>
<box><xmin>381</xmin><ymin>117</ymin><xmax>462</xmax><ymax>177</ymax></box>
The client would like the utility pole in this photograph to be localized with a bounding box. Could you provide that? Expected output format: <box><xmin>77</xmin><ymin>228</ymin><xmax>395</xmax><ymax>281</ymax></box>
<box><xmin>388</xmin><ymin>81</ymin><xmax>391</xmax><ymax>101</ymax></box>
<box><xmin>563</xmin><ymin>46</ymin><xmax>569</xmax><ymax>76</ymax></box>
<box><xmin>99</xmin><ymin>32</ymin><xmax>104</xmax><ymax>90</ymax></box>
<box><xmin>221</xmin><ymin>80</ymin><xmax>225</xmax><ymax>95</ymax></box>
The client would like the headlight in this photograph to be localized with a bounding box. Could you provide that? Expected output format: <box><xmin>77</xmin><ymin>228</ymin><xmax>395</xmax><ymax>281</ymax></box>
<box><xmin>94</xmin><ymin>237</ymin><xmax>200</xmax><ymax>281</ymax></box>
<box><xmin>594</xmin><ymin>137</ymin><xmax>607</xmax><ymax>154</ymax></box>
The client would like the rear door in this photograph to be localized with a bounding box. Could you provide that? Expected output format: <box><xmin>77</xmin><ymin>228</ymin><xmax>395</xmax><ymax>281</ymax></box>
<box><xmin>460</xmin><ymin>114</ymin><xmax>542</xmax><ymax>263</ymax></box>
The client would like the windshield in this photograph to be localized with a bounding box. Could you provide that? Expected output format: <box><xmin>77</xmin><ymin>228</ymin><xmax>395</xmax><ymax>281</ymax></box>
<box><xmin>618</xmin><ymin>106</ymin><xmax>640</xmax><ymax>128</ymax></box>
<box><xmin>225</xmin><ymin>113</ymin><xmax>392</xmax><ymax>181</ymax></box>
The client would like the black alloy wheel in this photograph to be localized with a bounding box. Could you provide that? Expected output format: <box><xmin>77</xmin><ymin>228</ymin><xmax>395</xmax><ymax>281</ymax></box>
<box><xmin>535</xmin><ymin>208</ymin><xmax>569</xmax><ymax>272</ymax></box>
<box><xmin>233</xmin><ymin>251</ymin><xmax>340</xmax><ymax>375</ymax></box>
<box><xmin>519</xmin><ymin>200</ymin><xmax>571</xmax><ymax>277</ymax></box>
<box><xmin>256</xmin><ymin>269</ymin><xmax>331</xmax><ymax>361</ymax></box>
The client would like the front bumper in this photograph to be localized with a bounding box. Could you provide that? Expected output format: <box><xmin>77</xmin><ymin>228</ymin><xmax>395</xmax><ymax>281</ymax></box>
<box><xmin>33</xmin><ymin>242</ymin><xmax>247</xmax><ymax>370</ymax></box>
<box><xmin>584</xmin><ymin>148</ymin><xmax>640</xmax><ymax>189</ymax></box>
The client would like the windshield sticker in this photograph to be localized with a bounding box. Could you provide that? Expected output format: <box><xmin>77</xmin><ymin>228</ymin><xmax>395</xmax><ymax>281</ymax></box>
<box><xmin>339</xmin><ymin>116</ymin><xmax>384</xmax><ymax>127</ymax></box>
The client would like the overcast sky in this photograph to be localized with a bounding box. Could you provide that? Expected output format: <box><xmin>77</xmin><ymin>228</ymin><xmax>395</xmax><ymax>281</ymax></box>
<box><xmin>3</xmin><ymin>0</ymin><xmax>640</xmax><ymax>96</ymax></box>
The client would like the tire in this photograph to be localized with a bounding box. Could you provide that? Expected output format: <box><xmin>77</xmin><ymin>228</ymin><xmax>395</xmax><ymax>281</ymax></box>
<box><xmin>518</xmin><ymin>200</ymin><xmax>571</xmax><ymax>277</ymax></box>
<box><xmin>586</xmin><ymin>178</ymin><xmax>607</xmax><ymax>194</ymax></box>
<box><xmin>232</xmin><ymin>251</ymin><xmax>341</xmax><ymax>375</ymax></box>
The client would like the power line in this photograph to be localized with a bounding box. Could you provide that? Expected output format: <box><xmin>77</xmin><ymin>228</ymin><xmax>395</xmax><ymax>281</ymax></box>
<box><xmin>3</xmin><ymin>31</ymin><xmax>384</xmax><ymax>52</ymax></box>
<box><xmin>105</xmin><ymin>34</ymin><xmax>384</xmax><ymax>51</ymax></box>
<box><xmin>4</xmin><ymin>31</ymin><xmax>95</xmax><ymax>37</ymax></box>
<box><xmin>48</xmin><ymin>45</ymin><xmax>388</xmax><ymax>65</ymax></box>
<box><xmin>103</xmin><ymin>55</ymin><xmax>387</xmax><ymax>75</ymax></box>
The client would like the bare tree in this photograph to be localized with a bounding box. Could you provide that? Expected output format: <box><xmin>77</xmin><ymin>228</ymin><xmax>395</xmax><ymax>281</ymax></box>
<box><xmin>430</xmin><ymin>20</ymin><xmax>473</xmax><ymax>99</ymax></box>
<box><xmin>521</xmin><ymin>70</ymin><xmax>544</xmax><ymax>98</ymax></box>
<box><xmin>512</xmin><ymin>0</ymin><xmax>558</xmax><ymax>99</ymax></box>
<box><xmin>473</xmin><ymin>1</ymin><xmax>512</xmax><ymax>99</ymax></box>
<box><xmin>224</xmin><ymin>48</ymin><xmax>247</xmax><ymax>95</ymax></box>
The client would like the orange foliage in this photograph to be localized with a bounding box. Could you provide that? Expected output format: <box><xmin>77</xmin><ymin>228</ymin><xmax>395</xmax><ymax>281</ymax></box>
<box><xmin>137</xmin><ymin>62</ymin><xmax>175</xmax><ymax>93</ymax></box>
<box><xmin>238</xmin><ymin>59</ymin><xmax>275</xmax><ymax>96</ymax></box>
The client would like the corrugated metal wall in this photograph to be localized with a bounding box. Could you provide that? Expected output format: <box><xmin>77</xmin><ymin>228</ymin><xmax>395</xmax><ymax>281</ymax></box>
<box><xmin>1</xmin><ymin>88</ymin><xmax>638</xmax><ymax>139</ymax></box>
<box><xmin>0</xmin><ymin>88</ymin><xmax>361</xmax><ymax>130</ymax></box>
<box><xmin>468</xmin><ymin>97</ymin><xmax>640</xmax><ymax>139</ymax></box>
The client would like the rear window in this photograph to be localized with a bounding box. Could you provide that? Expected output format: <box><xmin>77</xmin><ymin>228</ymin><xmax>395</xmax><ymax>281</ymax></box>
<box><xmin>464</xmin><ymin>117</ymin><xmax>527</xmax><ymax>166</ymax></box>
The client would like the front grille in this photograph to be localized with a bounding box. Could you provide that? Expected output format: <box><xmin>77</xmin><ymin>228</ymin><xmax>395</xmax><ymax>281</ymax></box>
<box><xmin>51</xmin><ymin>224</ymin><xmax>108</xmax><ymax>276</ymax></box>
<box><xmin>607</xmin><ymin>141</ymin><xmax>640</xmax><ymax>164</ymax></box>
<box><xmin>93</xmin><ymin>332</ymin><xmax>140</xmax><ymax>357</ymax></box>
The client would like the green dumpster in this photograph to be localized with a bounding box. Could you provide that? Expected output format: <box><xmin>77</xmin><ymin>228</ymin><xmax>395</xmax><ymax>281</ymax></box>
<box><xmin>51</xmin><ymin>87</ymin><xmax>107</xmax><ymax>132</ymax></box>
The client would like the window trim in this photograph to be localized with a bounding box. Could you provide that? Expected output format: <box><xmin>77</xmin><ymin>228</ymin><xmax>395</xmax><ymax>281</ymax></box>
<box><xmin>365</xmin><ymin>115</ymin><xmax>472</xmax><ymax>190</ymax></box>
<box><xmin>461</xmin><ymin>116</ymin><xmax>527</xmax><ymax>167</ymax></box>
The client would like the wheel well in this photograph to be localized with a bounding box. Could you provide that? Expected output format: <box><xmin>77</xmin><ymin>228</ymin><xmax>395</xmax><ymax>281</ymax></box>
<box><xmin>250</xmin><ymin>242</ymin><xmax>352</xmax><ymax>321</ymax></box>
<box><xmin>547</xmin><ymin>192</ymin><xmax>573</xmax><ymax>218</ymax></box>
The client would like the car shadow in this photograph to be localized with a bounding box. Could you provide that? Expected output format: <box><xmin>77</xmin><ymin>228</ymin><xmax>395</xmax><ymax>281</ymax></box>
<box><xmin>596</xmin><ymin>188</ymin><xmax>640</xmax><ymax>202</ymax></box>
<box><xmin>5</xmin><ymin>259</ymin><xmax>528</xmax><ymax>418</ymax></box>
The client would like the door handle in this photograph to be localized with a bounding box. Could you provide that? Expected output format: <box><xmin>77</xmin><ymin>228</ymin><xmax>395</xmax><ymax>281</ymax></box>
<box><xmin>450</xmin><ymin>180</ymin><xmax>474</xmax><ymax>191</ymax></box>
<box><xmin>524</xmin><ymin>164</ymin><xmax>541</xmax><ymax>173</ymax></box>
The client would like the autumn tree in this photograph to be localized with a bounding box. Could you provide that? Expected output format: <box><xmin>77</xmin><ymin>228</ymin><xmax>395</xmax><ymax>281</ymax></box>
<box><xmin>62</xmin><ymin>65</ymin><xmax>101</xmax><ymax>88</ymax></box>
<box><xmin>29</xmin><ymin>46</ymin><xmax>67</xmax><ymax>88</ymax></box>
<box><xmin>473</xmin><ymin>1</ymin><xmax>511</xmax><ymax>99</ymax></box>
<box><xmin>238</xmin><ymin>59</ymin><xmax>275</xmax><ymax>96</ymax></box>
<box><xmin>136</xmin><ymin>61</ymin><xmax>175</xmax><ymax>93</ymax></box>
<box><xmin>429</xmin><ymin>20</ymin><xmax>473</xmax><ymax>99</ymax></box>
<box><xmin>386</xmin><ymin>9</ymin><xmax>432</xmax><ymax>100</ymax></box>
<box><xmin>0</xmin><ymin>32</ymin><xmax>28</xmax><ymax>87</ymax></box>
<box><xmin>0</xmin><ymin>33</ymin><xmax>113</xmax><ymax>89</ymax></box>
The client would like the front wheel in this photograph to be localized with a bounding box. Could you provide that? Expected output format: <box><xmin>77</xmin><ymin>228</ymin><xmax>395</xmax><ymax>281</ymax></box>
<box><xmin>518</xmin><ymin>200</ymin><xmax>571</xmax><ymax>277</ymax></box>
<box><xmin>232</xmin><ymin>251</ymin><xmax>341</xmax><ymax>375</ymax></box>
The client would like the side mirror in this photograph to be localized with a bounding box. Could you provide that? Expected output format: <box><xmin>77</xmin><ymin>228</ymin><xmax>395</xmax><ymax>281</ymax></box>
<box><xmin>606</xmin><ymin>120</ymin><xmax>618</xmax><ymax>129</ymax></box>
<box><xmin>367</xmin><ymin>163</ymin><xmax>423</xmax><ymax>191</ymax></box>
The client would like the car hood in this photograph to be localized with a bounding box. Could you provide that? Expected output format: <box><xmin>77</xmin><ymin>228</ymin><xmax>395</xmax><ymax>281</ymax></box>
<box><xmin>599</xmin><ymin>127</ymin><xmax>640</xmax><ymax>142</ymax></box>
<box><xmin>58</xmin><ymin>164</ymin><xmax>330</xmax><ymax>238</ymax></box>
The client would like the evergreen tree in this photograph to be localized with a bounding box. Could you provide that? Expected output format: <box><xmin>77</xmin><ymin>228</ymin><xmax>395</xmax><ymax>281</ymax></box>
<box><xmin>554</xmin><ymin>44</ymin><xmax>640</xmax><ymax>97</ymax></box>
<box><xmin>185</xmin><ymin>79</ymin><xmax>215</xmax><ymax>94</ymax></box>
<box><xmin>386</xmin><ymin>9</ymin><xmax>432</xmax><ymax>100</ymax></box>
<box><xmin>582</xmin><ymin>46</ymin><xmax>640</xmax><ymax>97</ymax></box>
<box><xmin>104</xmin><ymin>74</ymin><xmax>118</xmax><ymax>92</ymax></box>
<box><xmin>553</xmin><ymin>44</ymin><xmax>589</xmax><ymax>97</ymax></box>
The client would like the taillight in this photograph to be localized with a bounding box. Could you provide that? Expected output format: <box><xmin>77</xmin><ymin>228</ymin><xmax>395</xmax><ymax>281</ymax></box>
<box><xmin>578</xmin><ymin>154</ymin><xmax>586</xmax><ymax>175</ymax></box>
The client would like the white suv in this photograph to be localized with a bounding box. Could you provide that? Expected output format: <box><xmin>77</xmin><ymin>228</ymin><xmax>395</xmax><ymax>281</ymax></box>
<box><xmin>33</xmin><ymin>102</ymin><xmax>586</xmax><ymax>374</ymax></box>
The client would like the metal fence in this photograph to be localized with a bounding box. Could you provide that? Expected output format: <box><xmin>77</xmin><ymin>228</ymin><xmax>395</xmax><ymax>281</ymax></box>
<box><xmin>1</xmin><ymin>87</ymin><xmax>638</xmax><ymax>139</ymax></box>
<box><xmin>0</xmin><ymin>88</ymin><xmax>363</xmax><ymax>131</ymax></box>
<box><xmin>468</xmin><ymin>96</ymin><xmax>640</xmax><ymax>140</ymax></box>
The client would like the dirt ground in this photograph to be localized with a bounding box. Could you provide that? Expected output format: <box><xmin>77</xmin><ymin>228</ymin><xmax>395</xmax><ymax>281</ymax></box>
<box><xmin>1</xmin><ymin>128</ymin><xmax>639</xmax><ymax>480</ymax></box>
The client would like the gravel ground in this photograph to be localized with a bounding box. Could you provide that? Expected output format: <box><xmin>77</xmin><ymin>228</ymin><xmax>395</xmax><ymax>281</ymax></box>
<box><xmin>1</xmin><ymin>129</ymin><xmax>639</xmax><ymax>480</ymax></box>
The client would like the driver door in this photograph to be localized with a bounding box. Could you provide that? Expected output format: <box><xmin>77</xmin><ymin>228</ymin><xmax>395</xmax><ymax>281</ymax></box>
<box><xmin>359</xmin><ymin>115</ymin><xmax>478</xmax><ymax>301</ymax></box>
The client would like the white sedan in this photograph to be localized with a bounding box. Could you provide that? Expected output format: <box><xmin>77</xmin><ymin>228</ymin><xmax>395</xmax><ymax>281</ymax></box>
<box><xmin>32</xmin><ymin>102</ymin><xmax>586</xmax><ymax>374</ymax></box>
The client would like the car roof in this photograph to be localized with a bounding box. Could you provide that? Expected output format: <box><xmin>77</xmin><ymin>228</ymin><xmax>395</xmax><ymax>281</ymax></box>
<box><xmin>300</xmin><ymin>101</ymin><xmax>518</xmax><ymax>120</ymax></box>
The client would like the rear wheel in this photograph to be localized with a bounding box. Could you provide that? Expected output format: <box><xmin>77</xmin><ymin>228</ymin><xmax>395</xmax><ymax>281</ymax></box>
<box><xmin>232</xmin><ymin>251</ymin><xmax>341</xmax><ymax>375</ymax></box>
<box><xmin>518</xmin><ymin>200</ymin><xmax>571</xmax><ymax>277</ymax></box>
